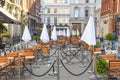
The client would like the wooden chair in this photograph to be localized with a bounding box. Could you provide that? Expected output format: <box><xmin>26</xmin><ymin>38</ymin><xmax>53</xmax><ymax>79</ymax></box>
<box><xmin>109</xmin><ymin>60</ymin><xmax>120</xmax><ymax>76</ymax></box>
<box><xmin>6</xmin><ymin>52</ymin><xmax>24</xmax><ymax>79</ymax></box>
<box><xmin>0</xmin><ymin>56</ymin><xmax>10</xmax><ymax>80</ymax></box>
<box><xmin>100</xmin><ymin>54</ymin><xmax>120</xmax><ymax>76</ymax></box>
<box><xmin>41</xmin><ymin>45</ymin><xmax>50</xmax><ymax>57</ymax></box>
<box><xmin>83</xmin><ymin>43</ymin><xmax>90</xmax><ymax>50</ymax></box>
<box><xmin>60</xmin><ymin>39</ymin><xmax>66</xmax><ymax>48</ymax></box>
<box><xmin>100</xmin><ymin>54</ymin><xmax>115</xmax><ymax>61</ymax></box>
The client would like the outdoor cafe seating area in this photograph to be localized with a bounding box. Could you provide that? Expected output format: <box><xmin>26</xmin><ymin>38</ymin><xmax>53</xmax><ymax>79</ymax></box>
<box><xmin>0</xmin><ymin>35</ymin><xmax>120</xmax><ymax>79</ymax></box>
<box><xmin>0</xmin><ymin>36</ymin><xmax>82</xmax><ymax>79</ymax></box>
<box><xmin>93</xmin><ymin>44</ymin><xmax>120</xmax><ymax>78</ymax></box>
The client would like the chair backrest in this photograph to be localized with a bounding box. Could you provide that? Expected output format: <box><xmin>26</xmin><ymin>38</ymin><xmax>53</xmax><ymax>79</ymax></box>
<box><xmin>0</xmin><ymin>56</ymin><xmax>8</xmax><ymax>63</ymax></box>
<box><xmin>83</xmin><ymin>44</ymin><xmax>89</xmax><ymax>50</ymax></box>
<box><xmin>41</xmin><ymin>45</ymin><xmax>50</xmax><ymax>56</ymax></box>
<box><xmin>100</xmin><ymin>54</ymin><xmax>115</xmax><ymax>61</ymax></box>
<box><xmin>6</xmin><ymin>52</ymin><xmax>18</xmax><ymax>57</ymax></box>
<box><xmin>95</xmin><ymin>48</ymin><xmax>101</xmax><ymax>51</ymax></box>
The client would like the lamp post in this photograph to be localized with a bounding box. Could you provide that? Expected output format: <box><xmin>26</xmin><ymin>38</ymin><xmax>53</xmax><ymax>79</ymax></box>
<box><xmin>100</xmin><ymin>27</ymin><xmax>104</xmax><ymax>42</ymax></box>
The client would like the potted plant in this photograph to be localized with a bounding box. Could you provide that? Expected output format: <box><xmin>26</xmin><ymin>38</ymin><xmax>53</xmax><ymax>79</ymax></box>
<box><xmin>0</xmin><ymin>22</ymin><xmax>7</xmax><ymax>36</ymax></box>
<box><xmin>33</xmin><ymin>35</ymin><xmax>39</xmax><ymax>42</ymax></box>
<box><xmin>96</xmin><ymin>58</ymin><xmax>109</xmax><ymax>79</ymax></box>
<box><xmin>105</xmin><ymin>33</ymin><xmax>115</xmax><ymax>45</ymax></box>
<box><xmin>94</xmin><ymin>40</ymin><xmax>100</xmax><ymax>48</ymax></box>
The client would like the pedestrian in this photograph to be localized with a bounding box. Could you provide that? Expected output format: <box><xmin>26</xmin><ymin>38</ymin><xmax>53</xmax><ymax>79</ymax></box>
<box><xmin>112</xmin><ymin>31</ymin><xmax>117</xmax><ymax>50</ymax></box>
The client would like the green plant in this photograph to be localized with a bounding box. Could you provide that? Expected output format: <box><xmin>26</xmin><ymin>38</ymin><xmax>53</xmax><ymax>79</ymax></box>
<box><xmin>96</xmin><ymin>58</ymin><xmax>109</xmax><ymax>75</ymax></box>
<box><xmin>33</xmin><ymin>35</ymin><xmax>39</xmax><ymax>41</ymax></box>
<box><xmin>105</xmin><ymin>33</ymin><xmax>115</xmax><ymax>41</ymax></box>
<box><xmin>94</xmin><ymin>40</ymin><xmax>100</xmax><ymax>48</ymax></box>
<box><xmin>1</xmin><ymin>33</ymin><xmax>10</xmax><ymax>37</ymax></box>
<box><xmin>0</xmin><ymin>22</ymin><xmax>7</xmax><ymax>35</ymax></box>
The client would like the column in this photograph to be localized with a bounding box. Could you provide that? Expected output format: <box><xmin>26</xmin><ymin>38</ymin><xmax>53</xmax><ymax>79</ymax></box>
<box><xmin>80</xmin><ymin>7</ymin><xmax>84</xmax><ymax>18</ymax></box>
<box><xmin>81</xmin><ymin>23</ymin><xmax>85</xmax><ymax>34</ymax></box>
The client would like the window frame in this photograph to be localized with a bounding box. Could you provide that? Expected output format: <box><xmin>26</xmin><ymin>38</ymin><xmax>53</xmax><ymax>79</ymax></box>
<box><xmin>85</xmin><ymin>9</ymin><xmax>89</xmax><ymax>17</ymax></box>
<box><xmin>74</xmin><ymin>7</ymin><xmax>79</xmax><ymax>18</ymax></box>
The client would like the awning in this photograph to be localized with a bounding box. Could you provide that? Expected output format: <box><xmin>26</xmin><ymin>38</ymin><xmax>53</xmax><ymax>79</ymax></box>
<box><xmin>0</xmin><ymin>7</ymin><xmax>21</xmax><ymax>24</ymax></box>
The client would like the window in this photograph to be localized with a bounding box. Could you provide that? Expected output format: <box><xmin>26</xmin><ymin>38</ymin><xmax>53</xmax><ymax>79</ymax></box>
<box><xmin>59</xmin><ymin>8</ymin><xmax>63</xmax><ymax>14</ymax></box>
<box><xmin>74</xmin><ymin>8</ymin><xmax>79</xmax><ymax>18</ymax></box>
<box><xmin>54</xmin><ymin>8</ymin><xmax>57</xmax><ymax>13</ymax></box>
<box><xmin>47</xmin><ymin>8</ymin><xmax>50</xmax><ymax>13</ymax></box>
<box><xmin>47</xmin><ymin>17</ymin><xmax>50</xmax><ymax>24</ymax></box>
<box><xmin>10</xmin><ymin>0</ymin><xmax>14</xmax><ymax>3</ymax></box>
<box><xmin>54</xmin><ymin>0</ymin><xmax>57</xmax><ymax>3</ymax></box>
<box><xmin>59</xmin><ymin>17</ymin><xmax>63</xmax><ymax>23</ymax></box>
<box><xmin>74</xmin><ymin>0</ymin><xmax>79</xmax><ymax>4</ymax></box>
<box><xmin>65</xmin><ymin>0</ymin><xmax>68</xmax><ymax>4</ymax></box>
<box><xmin>59</xmin><ymin>0</ymin><xmax>63</xmax><ymax>3</ymax></box>
<box><xmin>86</xmin><ymin>0</ymin><xmax>89</xmax><ymax>3</ymax></box>
<box><xmin>54</xmin><ymin>17</ymin><xmax>57</xmax><ymax>25</ymax></box>
<box><xmin>85</xmin><ymin>10</ymin><xmax>89</xmax><ymax>17</ymax></box>
<box><xmin>45</xmin><ymin>0</ymin><xmax>52</xmax><ymax>3</ymax></box>
<box><xmin>95</xmin><ymin>0</ymin><xmax>96</xmax><ymax>3</ymax></box>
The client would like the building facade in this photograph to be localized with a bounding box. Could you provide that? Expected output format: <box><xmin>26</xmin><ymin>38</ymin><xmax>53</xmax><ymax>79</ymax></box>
<box><xmin>70</xmin><ymin>0</ymin><xmax>96</xmax><ymax>37</ymax></box>
<box><xmin>27</xmin><ymin>0</ymin><xmax>41</xmax><ymax>36</ymax></box>
<box><xmin>0</xmin><ymin>0</ymin><xmax>41</xmax><ymax>38</ymax></box>
<box><xmin>41</xmin><ymin>0</ymin><xmax>96</xmax><ymax>37</ymax></box>
<box><xmin>42</xmin><ymin>0</ymin><xmax>70</xmax><ymax>26</ymax></box>
<box><xmin>95</xmin><ymin>0</ymin><xmax>101</xmax><ymax>38</ymax></box>
<box><xmin>0</xmin><ymin>0</ymin><xmax>22</xmax><ymax>37</ymax></box>
<box><xmin>101</xmin><ymin>0</ymin><xmax>120</xmax><ymax>39</ymax></box>
<box><xmin>115</xmin><ymin>0</ymin><xmax>120</xmax><ymax>40</ymax></box>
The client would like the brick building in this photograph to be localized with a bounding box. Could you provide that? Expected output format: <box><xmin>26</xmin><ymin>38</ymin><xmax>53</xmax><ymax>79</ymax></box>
<box><xmin>101</xmin><ymin>0</ymin><xmax>120</xmax><ymax>38</ymax></box>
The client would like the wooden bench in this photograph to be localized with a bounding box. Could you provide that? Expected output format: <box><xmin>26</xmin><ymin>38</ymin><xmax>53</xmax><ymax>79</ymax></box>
<box><xmin>100</xmin><ymin>54</ymin><xmax>120</xmax><ymax>76</ymax></box>
<box><xmin>100</xmin><ymin>54</ymin><xmax>115</xmax><ymax>61</ymax></box>
<box><xmin>109</xmin><ymin>60</ymin><xmax>120</xmax><ymax>76</ymax></box>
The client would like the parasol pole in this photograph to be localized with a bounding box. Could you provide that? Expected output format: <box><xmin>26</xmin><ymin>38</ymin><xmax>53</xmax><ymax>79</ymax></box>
<box><xmin>57</xmin><ymin>47</ymin><xmax>60</xmax><ymax>80</ymax></box>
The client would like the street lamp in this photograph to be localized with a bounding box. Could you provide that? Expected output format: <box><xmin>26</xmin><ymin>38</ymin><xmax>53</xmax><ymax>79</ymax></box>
<box><xmin>100</xmin><ymin>27</ymin><xmax>104</xmax><ymax>42</ymax></box>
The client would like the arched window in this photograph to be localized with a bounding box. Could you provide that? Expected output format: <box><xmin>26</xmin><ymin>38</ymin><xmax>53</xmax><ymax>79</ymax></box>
<box><xmin>74</xmin><ymin>7</ymin><xmax>79</xmax><ymax>18</ymax></box>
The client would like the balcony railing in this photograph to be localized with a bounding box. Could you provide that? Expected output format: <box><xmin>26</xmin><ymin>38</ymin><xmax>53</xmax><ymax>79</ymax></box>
<box><xmin>70</xmin><ymin>17</ymin><xmax>89</xmax><ymax>21</ymax></box>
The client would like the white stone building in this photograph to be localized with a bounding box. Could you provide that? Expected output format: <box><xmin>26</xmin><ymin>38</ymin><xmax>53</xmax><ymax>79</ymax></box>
<box><xmin>95</xmin><ymin>0</ymin><xmax>102</xmax><ymax>38</ymax></box>
<box><xmin>70</xmin><ymin>0</ymin><xmax>96</xmax><ymax>36</ymax></box>
<box><xmin>41</xmin><ymin>0</ymin><xmax>96</xmax><ymax>36</ymax></box>
<box><xmin>42</xmin><ymin>0</ymin><xmax>70</xmax><ymax>26</ymax></box>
